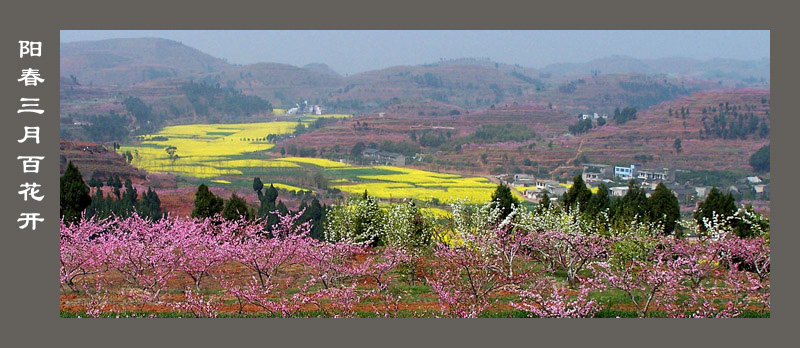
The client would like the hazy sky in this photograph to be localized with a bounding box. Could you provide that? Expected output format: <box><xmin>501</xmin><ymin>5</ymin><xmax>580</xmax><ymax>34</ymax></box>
<box><xmin>60</xmin><ymin>30</ymin><xmax>770</xmax><ymax>76</ymax></box>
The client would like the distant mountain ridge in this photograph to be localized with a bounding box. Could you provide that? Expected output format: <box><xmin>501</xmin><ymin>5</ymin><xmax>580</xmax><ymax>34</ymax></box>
<box><xmin>303</xmin><ymin>63</ymin><xmax>341</xmax><ymax>77</ymax></box>
<box><xmin>60</xmin><ymin>38</ymin><xmax>232</xmax><ymax>86</ymax></box>
<box><xmin>63</xmin><ymin>38</ymin><xmax>770</xmax><ymax>89</ymax></box>
<box><xmin>540</xmin><ymin>55</ymin><xmax>770</xmax><ymax>81</ymax></box>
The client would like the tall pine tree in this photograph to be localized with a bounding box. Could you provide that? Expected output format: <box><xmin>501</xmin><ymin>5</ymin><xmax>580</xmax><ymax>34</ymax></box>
<box><xmin>694</xmin><ymin>187</ymin><xmax>736</xmax><ymax>232</ymax></box>
<box><xmin>649</xmin><ymin>182</ymin><xmax>680</xmax><ymax>235</ymax></box>
<box><xmin>491</xmin><ymin>183</ymin><xmax>519</xmax><ymax>222</ymax></box>
<box><xmin>222</xmin><ymin>192</ymin><xmax>252</xmax><ymax>221</ymax></box>
<box><xmin>191</xmin><ymin>184</ymin><xmax>224</xmax><ymax>219</ymax></box>
<box><xmin>60</xmin><ymin>162</ymin><xmax>91</xmax><ymax>223</ymax></box>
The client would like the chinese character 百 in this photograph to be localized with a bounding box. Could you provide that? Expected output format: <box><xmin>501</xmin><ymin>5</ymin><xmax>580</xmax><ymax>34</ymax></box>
<box><xmin>17</xmin><ymin>213</ymin><xmax>43</xmax><ymax>230</ymax></box>
<box><xmin>18</xmin><ymin>68</ymin><xmax>44</xmax><ymax>86</ymax></box>
<box><xmin>18</xmin><ymin>182</ymin><xmax>44</xmax><ymax>201</ymax></box>
<box><xmin>17</xmin><ymin>156</ymin><xmax>44</xmax><ymax>173</ymax></box>
<box><xmin>18</xmin><ymin>127</ymin><xmax>40</xmax><ymax>144</ymax></box>
<box><xmin>18</xmin><ymin>98</ymin><xmax>43</xmax><ymax>114</ymax></box>
<box><xmin>19</xmin><ymin>41</ymin><xmax>42</xmax><ymax>58</ymax></box>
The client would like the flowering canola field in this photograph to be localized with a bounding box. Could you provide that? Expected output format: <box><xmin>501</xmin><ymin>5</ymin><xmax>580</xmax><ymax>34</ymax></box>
<box><xmin>331</xmin><ymin>166</ymin><xmax>515</xmax><ymax>204</ymax></box>
<box><xmin>120</xmin><ymin>121</ymin><xmax>514</xmax><ymax>205</ymax></box>
<box><xmin>119</xmin><ymin>122</ymin><xmax>299</xmax><ymax>178</ymax></box>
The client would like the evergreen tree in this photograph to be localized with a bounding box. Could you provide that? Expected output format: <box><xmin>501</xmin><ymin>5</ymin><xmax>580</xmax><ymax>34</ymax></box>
<box><xmin>276</xmin><ymin>200</ymin><xmax>289</xmax><ymax>215</ymax></box>
<box><xmin>694</xmin><ymin>187</ymin><xmax>737</xmax><ymax>232</ymax></box>
<box><xmin>562</xmin><ymin>175</ymin><xmax>592</xmax><ymax>213</ymax></box>
<box><xmin>122</xmin><ymin>179</ymin><xmax>138</xmax><ymax>205</ymax></box>
<box><xmin>649</xmin><ymin>182</ymin><xmax>680</xmax><ymax>235</ymax></box>
<box><xmin>538</xmin><ymin>191</ymin><xmax>551</xmax><ymax>211</ymax></box>
<box><xmin>222</xmin><ymin>192</ymin><xmax>252</xmax><ymax>221</ymax></box>
<box><xmin>264</xmin><ymin>184</ymin><xmax>279</xmax><ymax>206</ymax></box>
<box><xmin>137</xmin><ymin>188</ymin><xmax>163</xmax><ymax>220</ymax></box>
<box><xmin>298</xmin><ymin>197</ymin><xmax>327</xmax><ymax>240</ymax></box>
<box><xmin>586</xmin><ymin>182</ymin><xmax>610</xmax><ymax>217</ymax></box>
<box><xmin>112</xmin><ymin>175</ymin><xmax>122</xmax><ymax>199</ymax></box>
<box><xmin>253</xmin><ymin>177</ymin><xmax>264</xmax><ymax>196</ymax></box>
<box><xmin>258</xmin><ymin>184</ymin><xmax>280</xmax><ymax>219</ymax></box>
<box><xmin>749</xmin><ymin>144</ymin><xmax>770</xmax><ymax>173</ymax></box>
<box><xmin>491</xmin><ymin>183</ymin><xmax>519</xmax><ymax>222</ymax></box>
<box><xmin>60</xmin><ymin>162</ymin><xmax>92</xmax><ymax>223</ymax></box>
<box><xmin>611</xmin><ymin>180</ymin><xmax>650</xmax><ymax>224</ymax></box>
<box><xmin>191</xmin><ymin>184</ymin><xmax>224</xmax><ymax>219</ymax></box>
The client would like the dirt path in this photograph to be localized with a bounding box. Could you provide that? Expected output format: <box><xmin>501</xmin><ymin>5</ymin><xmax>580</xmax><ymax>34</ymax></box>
<box><xmin>549</xmin><ymin>132</ymin><xmax>596</xmax><ymax>175</ymax></box>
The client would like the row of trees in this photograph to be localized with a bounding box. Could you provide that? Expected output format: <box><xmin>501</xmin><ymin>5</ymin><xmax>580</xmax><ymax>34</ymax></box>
<box><xmin>181</xmin><ymin>80</ymin><xmax>273</xmax><ymax>117</ymax></box>
<box><xmin>529</xmin><ymin>175</ymin><xmax>763</xmax><ymax>239</ymax></box>
<box><xmin>60</xmin><ymin>163</ymin><xmax>163</xmax><ymax>223</ymax></box>
<box><xmin>701</xmin><ymin>110</ymin><xmax>768</xmax><ymax>140</ymax></box>
<box><xmin>61</xmin><ymin>191</ymin><xmax>769</xmax><ymax>317</ymax></box>
<box><xmin>612</xmin><ymin>106</ymin><xmax>637</xmax><ymax>124</ymax></box>
<box><xmin>190</xmin><ymin>179</ymin><xmax>328</xmax><ymax>240</ymax></box>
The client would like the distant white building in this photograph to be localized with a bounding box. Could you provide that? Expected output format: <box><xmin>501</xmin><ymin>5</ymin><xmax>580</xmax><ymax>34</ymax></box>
<box><xmin>746</xmin><ymin>176</ymin><xmax>762</xmax><ymax>184</ymax></box>
<box><xmin>610</xmin><ymin>186</ymin><xmax>629</xmax><ymax>197</ymax></box>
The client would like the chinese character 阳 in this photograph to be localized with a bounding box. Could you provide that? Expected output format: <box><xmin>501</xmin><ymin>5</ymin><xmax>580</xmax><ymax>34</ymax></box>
<box><xmin>19</xmin><ymin>41</ymin><xmax>42</xmax><ymax>58</ymax></box>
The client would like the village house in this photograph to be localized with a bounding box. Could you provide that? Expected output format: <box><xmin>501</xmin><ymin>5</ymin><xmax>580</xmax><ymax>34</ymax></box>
<box><xmin>636</xmin><ymin>168</ymin><xmax>672</xmax><ymax>182</ymax></box>
<box><xmin>522</xmin><ymin>188</ymin><xmax>540</xmax><ymax>200</ymax></box>
<box><xmin>746</xmin><ymin>176</ymin><xmax>763</xmax><ymax>185</ymax></box>
<box><xmin>512</xmin><ymin>173</ymin><xmax>535</xmax><ymax>187</ymax></box>
<box><xmin>580</xmin><ymin>113</ymin><xmax>608</xmax><ymax>120</ymax></box>
<box><xmin>612</xmin><ymin>164</ymin><xmax>672</xmax><ymax>183</ymax></box>
<box><xmin>614</xmin><ymin>165</ymin><xmax>637</xmax><ymax>180</ymax></box>
<box><xmin>548</xmin><ymin>186</ymin><xmax>567</xmax><ymax>197</ymax></box>
<box><xmin>753</xmin><ymin>184</ymin><xmax>770</xmax><ymax>199</ymax></box>
<box><xmin>582</xmin><ymin>163</ymin><xmax>613</xmax><ymax>182</ymax></box>
<box><xmin>670</xmin><ymin>185</ymin><xmax>696</xmax><ymax>204</ymax></box>
<box><xmin>362</xmin><ymin>148</ymin><xmax>406</xmax><ymax>166</ymax></box>
<box><xmin>535</xmin><ymin>179</ymin><xmax>560</xmax><ymax>190</ymax></box>
<box><xmin>609</xmin><ymin>186</ymin><xmax>629</xmax><ymax>197</ymax></box>
<box><xmin>694</xmin><ymin>186</ymin><xmax>712</xmax><ymax>200</ymax></box>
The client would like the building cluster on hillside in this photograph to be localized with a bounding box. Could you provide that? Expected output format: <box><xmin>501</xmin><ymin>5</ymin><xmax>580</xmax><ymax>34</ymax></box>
<box><xmin>580</xmin><ymin>112</ymin><xmax>609</xmax><ymax>120</ymax></box>
<box><xmin>499</xmin><ymin>162</ymin><xmax>770</xmax><ymax>204</ymax></box>
<box><xmin>286</xmin><ymin>101</ymin><xmax>322</xmax><ymax>116</ymax></box>
<box><xmin>362</xmin><ymin>148</ymin><xmax>406</xmax><ymax>166</ymax></box>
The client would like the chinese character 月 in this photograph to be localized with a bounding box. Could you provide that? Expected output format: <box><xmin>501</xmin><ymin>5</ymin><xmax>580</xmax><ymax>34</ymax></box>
<box><xmin>18</xmin><ymin>213</ymin><xmax>43</xmax><ymax>230</ymax></box>
<box><xmin>18</xmin><ymin>182</ymin><xmax>44</xmax><ymax>201</ymax></box>
<box><xmin>18</xmin><ymin>126</ymin><xmax>40</xmax><ymax>144</ymax></box>
<box><xmin>19</xmin><ymin>41</ymin><xmax>42</xmax><ymax>58</ymax></box>
<box><xmin>17</xmin><ymin>156</ymin><xmax>44</xmax><ymax>173</ymax></box>
<box><xmin>18</xmin><ymin>68</ymin><xmax>44</xmax><ymax>86</ymax></box>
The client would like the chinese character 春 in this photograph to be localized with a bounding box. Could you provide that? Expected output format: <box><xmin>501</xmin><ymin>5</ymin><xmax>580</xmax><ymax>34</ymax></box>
<box><xmin>19</xmin><ymin>41</ymin><xmax>42</xmax><ymax>58</ymax></box>
<box><xmin>18</xmin><ymin>127</ymin><xmax>40</xmax><ymax>144</ymax></box>
<box><xmin>18</xmin><ymin>182</ymin><xmax>44</xmax><ymax>201</ymax></box>
<box><xmin>18</xmin><ymin>98</ymin><xmax>43</xmax><ymax>114</ymax></box>
<box><xmin>17</xmin><ymin>156</ymin><xmax>44</xmax><ymax>173</ymax></box>
<box><xmin>18</xmin><ymin>68</ymin><xmax>44</xmax><ymax>86</ymax></box>
<box><xmin>18</xmin><ymin>213</ymin><xmax>43</xmax><ymax>230</ymax></box>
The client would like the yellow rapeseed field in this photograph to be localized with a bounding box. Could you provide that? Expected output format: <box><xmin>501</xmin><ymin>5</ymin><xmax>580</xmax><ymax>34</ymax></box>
<box><xmin>280</xmin><ymin>157</ymin><xmax>350</xmax><ymax>168</ymax></box>
<box><xmin>119</xmin><ymin>122</ymin><xmax>299</xmax><ymax>178</ymax></box>
<box><xmin>120</xmin><ymin>121</ymin><xmax>523</xmax><ymax>206</ymax></box>
<box><xmin>331</xmin><ymin>166</ymin><xmax>501</xmax><ymax>204</ymax></box>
